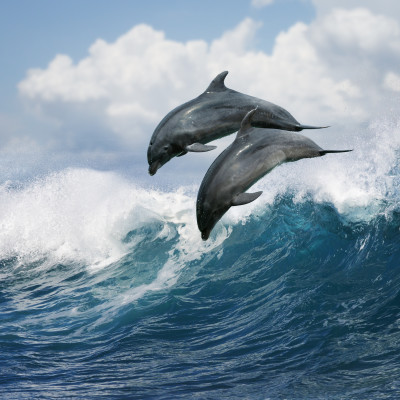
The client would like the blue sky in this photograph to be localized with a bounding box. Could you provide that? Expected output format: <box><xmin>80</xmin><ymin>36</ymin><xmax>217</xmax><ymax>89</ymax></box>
<box><xmin>1</xmin><ymin>0</ymin><xmax>400</xmax><ymax>182</ymax></box>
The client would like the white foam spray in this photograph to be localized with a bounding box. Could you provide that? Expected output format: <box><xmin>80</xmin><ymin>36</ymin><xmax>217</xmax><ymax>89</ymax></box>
<box><xmin>0</xmin><ymin>115</ymin><xmax>398</xmax><ymax>304</ymax></box>
<box><xmin>224</xmin><ymin>114</ymin><xmax>400</xmax><ymax>225</ymax></box>
<box><xmin>0</xmin><ymin>168</ymin><xmax>228</xmax><ymax>306</ymax></box>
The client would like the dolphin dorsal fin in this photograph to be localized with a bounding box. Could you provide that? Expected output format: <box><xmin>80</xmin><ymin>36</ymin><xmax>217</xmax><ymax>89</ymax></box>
<box><xmin>205</xmin><ymin>71</ymin><xmax>229</xmax><ymax>92</ymax></box>
<box><xmin>236</xmin><ymin>108</ymin><xmax>257</xmax><ymax>139</ymax></box>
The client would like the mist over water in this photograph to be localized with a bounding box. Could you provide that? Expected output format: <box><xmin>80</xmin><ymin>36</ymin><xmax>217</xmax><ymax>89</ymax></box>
<box><xmin>1</xmin><ymin>115</ymin><xmax>400</xmax><ymax>399</ymax></box>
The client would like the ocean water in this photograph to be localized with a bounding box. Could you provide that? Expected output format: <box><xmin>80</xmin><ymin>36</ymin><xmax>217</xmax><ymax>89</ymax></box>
<box><xmin>1</xmin><ymin>117</ymin><xmax>400</xmax><ymax>399</ymax></box>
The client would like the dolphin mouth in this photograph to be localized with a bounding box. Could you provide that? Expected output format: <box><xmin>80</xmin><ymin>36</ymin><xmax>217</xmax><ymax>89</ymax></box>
<box><xmin>148</xmin><ymin>161</ymin><xmax>161</xmax><ymax>176</ymax></box>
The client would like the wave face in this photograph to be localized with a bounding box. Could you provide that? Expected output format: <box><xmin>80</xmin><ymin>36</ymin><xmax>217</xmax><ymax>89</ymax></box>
<box><xmin>1</xmin><ymin>118</ymin><xmax>400</xmax><ymax>399</ymax></box>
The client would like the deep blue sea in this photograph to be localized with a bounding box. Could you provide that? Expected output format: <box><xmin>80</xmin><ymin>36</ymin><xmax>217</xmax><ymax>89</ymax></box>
<box><xmin>1</xmin><ymin>118</ymin><xmax>400</xmax><ymax>399</ymax></box>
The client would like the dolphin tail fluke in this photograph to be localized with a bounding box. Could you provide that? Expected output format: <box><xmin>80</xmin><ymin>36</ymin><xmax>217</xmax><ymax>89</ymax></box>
<box><xmin>296</xmin><ymin>124</ymin><xmax>330</xmax><ymax>131</ymax></box>
<box><xmin>319</xmin><ymin>149</ymin><xmax>353</xmax><ymax>155</ymax></box>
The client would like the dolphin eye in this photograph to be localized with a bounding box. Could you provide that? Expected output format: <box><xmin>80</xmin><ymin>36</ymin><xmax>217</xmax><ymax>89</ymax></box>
<box><xmin>163</xmin><ymin>145</ymin><xmax>169</xmax><ymax>150</ymax></box>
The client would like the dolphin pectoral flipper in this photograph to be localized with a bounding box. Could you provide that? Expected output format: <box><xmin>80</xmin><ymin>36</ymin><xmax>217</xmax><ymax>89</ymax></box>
<box><xmin>231</xmin><ymin>191</ymin><xmax>263</xmax><ymax>206</ymax></box>
<box><xmin>186</xmin><ymin>143</ymin><xmax>217</xmax><ymax>152</ymax></box>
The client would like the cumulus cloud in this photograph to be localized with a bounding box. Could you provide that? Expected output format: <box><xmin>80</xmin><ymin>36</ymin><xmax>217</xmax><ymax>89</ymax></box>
<box><xmin>312</xmin><ymin>0</ymin><xmax>400</xmax><ymax>19</ymax></box>
<box><xmin>17</xmin><ymin>8</ymin><xmax>400</xmax><ymax>161</ymax></box>
<box><xmin>18</xmin><ymin>19</ymin><xmax>264</xmax><ymax>153</ymax></box>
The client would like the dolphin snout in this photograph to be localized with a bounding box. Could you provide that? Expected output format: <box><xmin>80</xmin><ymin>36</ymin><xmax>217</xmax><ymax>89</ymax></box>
<box><xmin>148</xmin><ymin>161</ymin><xmax>161</xmax><ymax>176</ymax></box>
<box><xmin>201</xmin><ymin>229</ymin><xmax>211</xmax><ymax>241</ymax></box>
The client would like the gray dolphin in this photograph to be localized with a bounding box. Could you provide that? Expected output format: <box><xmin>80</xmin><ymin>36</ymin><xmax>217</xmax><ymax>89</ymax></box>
<box><xmin>148</xmin><ymin>71</ymin><xmax>327</xmax><ymax>175</ymax></box>
<box><xmin>196</xmin><ymin>109</ymin><xmax>351</xmax><ymax>240</ymax></box>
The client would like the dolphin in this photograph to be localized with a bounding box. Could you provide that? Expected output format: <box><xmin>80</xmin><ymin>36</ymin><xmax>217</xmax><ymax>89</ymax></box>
<box><xmin>148</xmin><ymin>71</ymin><xmax>327</xmax><ymax>175</ymax></box>
<box><xmin>196</xmin><ymin>109</ymin><xmax>351</xmax><ymax>240</ymax></box>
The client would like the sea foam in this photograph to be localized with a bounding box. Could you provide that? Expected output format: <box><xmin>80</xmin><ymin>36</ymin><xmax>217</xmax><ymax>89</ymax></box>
<box><xmin>0</xmin><ymin>115</ymin><xmax>398</xmax><ymax>302</ymax></box>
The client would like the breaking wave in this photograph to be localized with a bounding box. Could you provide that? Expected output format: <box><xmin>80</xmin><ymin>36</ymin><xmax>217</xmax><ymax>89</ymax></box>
<box><xmin>1</xmin><ymin>116</ymin><xmax>400</xmax><ymax>399</ymax></box>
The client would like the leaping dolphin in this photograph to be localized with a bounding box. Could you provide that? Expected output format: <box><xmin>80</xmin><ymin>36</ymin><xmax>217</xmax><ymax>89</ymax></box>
<box><xmin>196</xmin><ymin>109</ymin><xmax>351</xmax><ymax>241</ymax></box>
<box><xmin>148</xmin><ymin>71</ymin><xmax>327</xmax><ymax>175</ymax></box>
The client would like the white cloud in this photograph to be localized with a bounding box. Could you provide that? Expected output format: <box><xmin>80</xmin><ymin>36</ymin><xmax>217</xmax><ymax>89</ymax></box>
<box><xmin>20</xmin><ymin>54</ymin><xmax>107</xmax><ymax>102</ymax></box>
<box><xmin>16</xmin><ymin>8</ymin><xmax>400</xmax><ymax>160</ymax></box>
<box><xmin>384</xmin><ymin>72</ymin><xmax>400</xmax><ymax>92</ymax></box>
<box><xmin>312</xmin><ymin>0</ymin><xmax>400</xmax><ymax>19</ymax></box>
<box><xmin>309</xmin><ymin>8</ymin><xmax>400</xmax><ymax>56</ymax></box>
<box><xmin>18</xmin><ymin>19</ymin><xmax>263</xmax><ymax>152</ymax></box>
<box><xmin>251</xmin><ymin>0</ymin><xmax>274</xmax><ymax>8</ymax></box>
